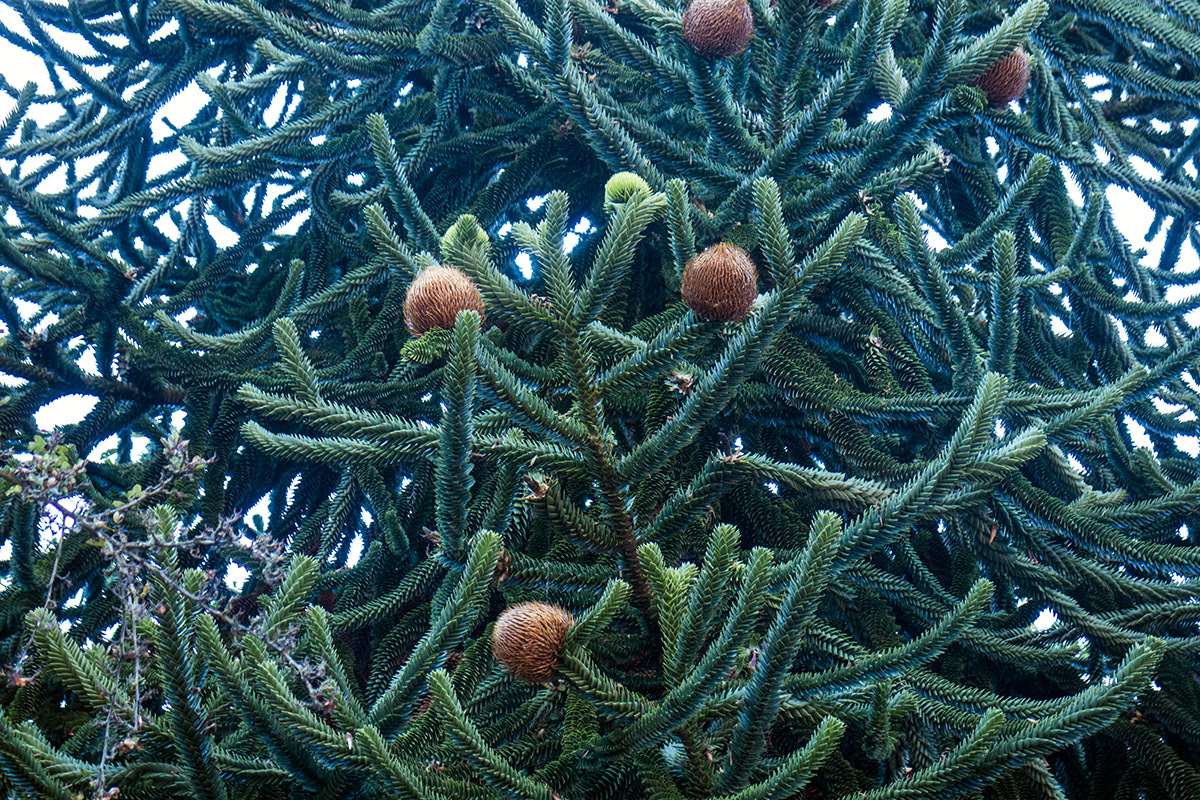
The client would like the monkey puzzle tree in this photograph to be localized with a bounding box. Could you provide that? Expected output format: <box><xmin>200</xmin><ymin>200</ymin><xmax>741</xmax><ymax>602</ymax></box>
<box><xmin>1</xmin><ymin>0</ymin><xmax>1200</xmax><ymax>796</ymax></box>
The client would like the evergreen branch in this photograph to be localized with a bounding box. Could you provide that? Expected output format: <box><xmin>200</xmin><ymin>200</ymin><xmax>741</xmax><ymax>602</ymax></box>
<box><xmin>429</xmin><ymin>668</ymin><xmax>556</xmax><ymax>800</ymax></box>
<box><xmin>154</xmin><ymin>567</ymin><xmax>230</xmax><ymax>800</ymax></box>
<box><xmin>592</xmin><ymin>548</ymin><xmax>774</xmax><ymax>757</ymax></box>
<box><xmin>787</xmin><ymin>578</ymin><xmax>994</xmax><ymax>695</ymax></box>
<box><xmin>355</xmin><ymin>725</ymin><xmax>442</xmax><ymax>800</ymax></box>
<box><xmin>722</xmin><ymin>717</ymin><xmax>845</xmax><ymax>800</ymax></box>
<box><xmin>436</xmin><ymin>311</ymin><xmax>481</xmax><ymax>559</ymax></box>
<box><xmin>368</xmin><ymin>530</ymin><xmax>502</xmax><ymax>734</ymax></box>
<box><xmin>442</xmin><ymin>214</ymin><xmax>561</xmax><ymax>331</ymax></box>
<box><xmin>366</xmin><ymin>113</ymin><xmax>440</xmax><ymax>252</ymax></box>
<box><xmin>665</xmin><ymin>524</ymin><xmax>738</xmax><ymax>686</ymax></box>
<box><xmin>945</xmin><ymin>0</ymin><xmax>1049</xmax><ymax>86</ymax></box>
<box><xmin>272</xmin><ymin>319</ymin><xmax>320</xmax><ymax>404</ymax></box>
<box><xmin>719</xmin><ymin>512</ymin><xmax>842</xmax><ymax>792</ymax></box>
<box><xmin>988</xmin><ymin>231</ymin><xmax>1018</xmax><ymax>377</ymax></box>
<box><xmin>572</xmin><ymin>187</ymin><xmax>668</xmax><ymax>326</ymax></box>
<box><xmin>617</xmin><ymin>213</ymin><xmax>866</xmax><ymax>484</ymax></box>
<box><xmin>752</xmin><ymin>178</ymin><xmax>794</xmax><ymax>286</ymax></box>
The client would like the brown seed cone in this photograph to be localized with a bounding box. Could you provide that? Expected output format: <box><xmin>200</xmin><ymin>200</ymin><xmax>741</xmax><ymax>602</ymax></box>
<box><xmin>975</xmin><ymin>46</ymin><xmax>1030</xmax><ymax>109</ymax></box>
<box><xmin>403</xmin><ymin>265</ymin><xmax>485</xmax><ymax>335</ymax></box>
<box><xmin>681</xmin><ymin>243</ymin><xmax>759</xmax><ymax>322</ymax></box>
<box><xmin>492</xmin><ymin>602</ymin><xmax>574</xmax><ymax>683</ymax></box>
<box><xmin>682</xmin><ymin>0</ymin><xmax>754</xmax><ymax>59</ymax></box>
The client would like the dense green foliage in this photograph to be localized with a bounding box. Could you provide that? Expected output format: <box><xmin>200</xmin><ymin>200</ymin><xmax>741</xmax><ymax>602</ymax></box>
<box><xmin>1</xmin><ymin>0</ymin><xmax>1200</xmax><ymax>796</ymax></box>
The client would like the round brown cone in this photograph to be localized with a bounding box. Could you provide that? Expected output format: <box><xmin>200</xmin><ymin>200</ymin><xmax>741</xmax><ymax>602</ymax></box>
<box><xmin>682</xmin><ymin>0</ymin><xmax>754</xmax><ymax>59</ymax></box>
<box><xmin>681</xmin><ymin>243</ymin><xmax>759</xmax><ymax>322</ymax></box>
<box><xmin>492</xmin><ymin>602</ymin><xmax>574</xmax><ymax>683</ymax></box>
<box><xmin>403</xmin><ymin>265</ymin><xmax>485</xmax><ymax>335</ymax></box>
<box><xmin>976</xmin><ymin>46</ymin><xmax>1030</xmax><ymax>109</ymax></box>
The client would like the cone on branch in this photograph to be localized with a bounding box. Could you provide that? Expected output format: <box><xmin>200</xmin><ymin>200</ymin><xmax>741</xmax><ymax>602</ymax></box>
<box><xmin>604</xmin><ymin>171</ymin><xmax>652</xmax><ymax>210</ymax></box>
<box><xmin>681</xmin><ymin>0</ymin><xmax>754</xmax><ymax>59</ymax></box>
<box><xmin>403</xmin><ymin>265</ymin><xmax>486</xmax><ymax>335</ymax></box>
<box><xmin>681</xmin><ymin>243</ymin><xmax>759</xmax><ymax>322</ymax></box>
<box><xmin>492</xmin><ymin>602</ymin><xmax>574</xmax><ymax>683</ymax></box>
<box><xmin>975</xmin><ymin>46</ymin><xmax>1030</xmax><ymax>109</ymax></box>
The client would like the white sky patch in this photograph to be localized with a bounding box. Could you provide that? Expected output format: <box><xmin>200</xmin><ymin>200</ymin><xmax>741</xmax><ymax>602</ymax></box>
<box><xmin>1106</xmin><ymin>187</ymin><xmax>1175</xmax><ymax>274</ymax></box>
<box><xmin>1033</xmin><ymin>608</ymin><xmax>1058</xmax><ymax>631</ymax></box>
<box><xmin>76</xmin><ymin>345</ymin><xmax>100</xmax><ymax>376</ymax></box>
<box><xmin>35</xmin><ymin>394</ymin><xmax>98</xmax><ymax>429</ymax></box>
<box><xmin>205</xmin><ymin>215</ymin><xmax>240</xmax><ymax>248</ymax></box>
<box><xmin>63</xmin><ymin>587</ymin><xmax>84</xmax><ymax>609</ymax></box>
<box><xmin>276</xmin><ymin>207</ymin><xmax>311</xmax><ymax>236</ymax></box>
<box><xmin>867</xmin><ymin>104</ymin><xmax>892</xmax><ymax>123</ymax></box>
<box><xmin>516</xmin><ymin>251</ymin><xmax>533</xmax><ymax>280</ymax></box>
<box><xmin>154</xmin><ymin>200</ymin><xmax>185</xmax><ymax>240</ymax></box>
<box><xmin>149</xmin><ymin>17</ymin><xmax>179</xmax><ymax>42</ymax></box>
<box><xmin>33</xmin><ymin>312</ymin><xmax>59</xmax><ymax>335</ymax></box>
<box><xmin>152</xmin><ymin>80</ymin><xmax>212</xmax><ymax>141</ymax></box>
<box><xmin>35</xmin><ymin>164</ymin><xmax>68</xmax><ymax>194</ymax></box>
<box><xmin>922</xmin><ymin>226</ymin><xmax>949</xmax><ymax>252</ymax></box>
<box><xmin>225</xmin><ymin>563</ymin><xmax>250</xmax><ymax>592</ymax></box>
<box><xmin>129</xmin><ymin>436</ymin><xmax>150</xmax><ymax>460</ymax></box>
<box><xmin>1129</xmin><ymin>156</ymin><xmax>1160</xmax><ymax>181</ymax></box>
<box><xmin>346</xmin><ymin>533</ymin><xmax>364</xmax><ymax>567</ymax></box>
<box><xmin>261</xmin><ymin>83</ymin><xmax>291</xmax><ymax>128</ymax></box>
<box><xmin>1124</xmin><ymin>416</ymin><xmax>1153</xmax><ymax>450</ymax></box>
<box><xmin>146</xmin><ymin>149</ymin><xmax>190</xmax><ymax>181</ymax></box>
<box><xmin>244</xmin><ymin>493</ymin><xmax>271</xmax><ymax>522</ymax></box>
<box><xmin>88</xmin><ymin>434</ymin><xmax>119</xmax><ymax>461</ymax></box>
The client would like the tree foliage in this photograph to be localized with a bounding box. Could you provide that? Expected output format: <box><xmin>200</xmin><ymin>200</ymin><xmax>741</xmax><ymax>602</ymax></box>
<box><xmin>1</xmin><ymin>0</ymin><xmax>1199</xmax><ymax>796</ymax></box>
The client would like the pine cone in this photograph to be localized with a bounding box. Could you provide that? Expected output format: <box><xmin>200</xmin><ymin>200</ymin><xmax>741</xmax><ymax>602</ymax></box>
<box><xmin>492</xmin><ymin>602</ymin><xmax>574</xmax><ymax>683</ymax></box>
<box><xmin>976</xmin><ymin>46</ymin><xmax>1030</xmax><ymax>109</ymax></box>
<box><xmin>403</xmin><ymin>265</ymin><xmax>485</xmax><ymax>335</ymax></box>
<box><xmin>681</xmin><ymin>243</ymin><xmax>759</xmax><ymax>321</ymax></box>
<box><xmin>681</xmin><ymin>0</ymin><xmax>754</xmax><ymax>59</ymax></box>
